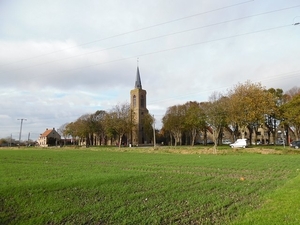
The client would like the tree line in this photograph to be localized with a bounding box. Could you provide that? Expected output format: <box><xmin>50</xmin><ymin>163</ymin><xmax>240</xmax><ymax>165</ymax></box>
<box><xmin>59</xmin><ymin>81</ymin><xmax>300</xmax><ymax>148</ymax></box>
<box><xmin>162</xmin><ymin>81</ymin><xmax>300</xmax><ymax>150</ymax></box>
<box><xmin>59</xmin><ymin>103</ymin><xmax>154</xmax><ymax>148</ymax></box>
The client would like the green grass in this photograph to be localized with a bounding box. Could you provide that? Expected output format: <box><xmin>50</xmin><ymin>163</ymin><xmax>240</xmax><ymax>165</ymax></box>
<box><xmin>1</xmin><ymin>147</ymin><xmax>300</xmax><ymax>224</ymax></box>
<box><xmin>232</xmin><ymin>173</ymin><xmax>300</xmax><ymax>224</ymax></box>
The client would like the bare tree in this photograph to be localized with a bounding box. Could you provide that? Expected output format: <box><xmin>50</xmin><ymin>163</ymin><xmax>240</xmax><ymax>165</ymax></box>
<box><xmin>184</xmin><ymin>101</ymin><xmax>206</xmax><ymax>146</ymax></box>
<box><xmin>106</xmin><ymin>102</ymin><xmax>134</xmax><ymax>148</ymax></box>
<box><xmin>204</xmin><ymin>92</ymin><xmax>228</xmax><ymax>153</ymax></box>
<box><xmin>91</xmin><ymin>110</ymin><xmax>107</xmax><ymax>145</ymax></box>
<box><xmin>162</xmin><ymin>105</ymin><xmax>186</xmax><ymax>146</ymax></box>
<box><xmin>58</xmin><ymin>123</ymin><xmax>69</xmax><ymax>146</ymax></box>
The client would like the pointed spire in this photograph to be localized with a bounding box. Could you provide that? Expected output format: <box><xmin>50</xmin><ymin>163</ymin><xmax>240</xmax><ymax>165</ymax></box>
<box><xmin>135</xmin><ymin>67</ymin><xmax>142</xmax><ymax>89</ymax></box>
<box><xmin>135</xmin><ymin>59</ymin><xmax>142</xmax><ymax>89</ymax></box>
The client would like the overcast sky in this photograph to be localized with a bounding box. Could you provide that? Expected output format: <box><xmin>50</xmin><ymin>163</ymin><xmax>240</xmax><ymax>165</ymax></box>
<box><xmin>0</xmin><ymin>0</ymin><xmax>299</xmax><ymax>141</ymax></box>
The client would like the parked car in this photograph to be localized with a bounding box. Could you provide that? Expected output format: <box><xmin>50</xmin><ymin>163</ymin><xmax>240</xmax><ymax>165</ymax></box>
<box><xmin>195</xmin><ymin>140</ymin><xmax>214</xmax><ymax>145</ymax></box>
<box><xmin>252</xmin><ymin>141</ymin><xmax>261</xmax><ymax>145</ymax></box>
<box><xmin>222</xmin><ymin>139</ymin><xmax>231</xmax><ymax>144</ymax></box>
<box><xmin>276</xmin><ymin>140</ymin><xmax>285</xmax><ymax>145</ymax></box>
<box><xmin>206</xmin><ymin>140</ymin><xmax>214</xmax><ymax>144</ymax></box>
<box><xmin>230</xmin><ymin>139</ymin><xmax>247</xmax><ymax>148</ymax></box>
<box><xmin>290</xmin><ymin>140</ymin><xmax>300</xmax><ymax>149</ymax></box>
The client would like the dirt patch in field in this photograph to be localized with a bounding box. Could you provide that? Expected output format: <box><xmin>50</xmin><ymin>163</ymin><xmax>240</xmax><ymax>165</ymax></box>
<box><xmin>236</xmin><ymin>148</ymin><xmax>283</xmax><ymax>154</ymax></box>
<box><xmin>148</xmin><ymin>147</ymin><xmax>285</xmax><ymax>155</ymax></box>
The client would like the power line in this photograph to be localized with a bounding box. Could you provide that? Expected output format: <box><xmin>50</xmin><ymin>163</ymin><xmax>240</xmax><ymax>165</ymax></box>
<box><xmin>1</xmin><ymin>24</ymin><xmax>293</xmax><ymax>81</ymax></box>
<box><xmin>18</xmin><ymin>23</ymin><xmax>292</xmax><ymax>80</ymax></box>
<box><xmin>0</xmin><ymin>0</ymin><xmax>253</xmax><ymax>68</ymax></box>
<box><xmin>2</xmin><ymin>4</ymin><xmax>299</xmax><ymax>75</ymax></box>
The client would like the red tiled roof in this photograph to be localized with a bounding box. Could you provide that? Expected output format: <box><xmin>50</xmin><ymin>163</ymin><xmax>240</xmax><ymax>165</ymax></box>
<box><xmin>40</xmin><ymin>129</ymin><xmax>54</xmax><ymax>137</ymax></box>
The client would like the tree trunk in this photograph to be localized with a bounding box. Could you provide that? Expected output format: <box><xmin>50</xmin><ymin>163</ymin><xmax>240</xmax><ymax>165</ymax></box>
<box><xmin>118</xmin><ymin>135</ymin><xmax>123</xmax><ymax>148</ymax></box>
<box><xmin>203</xmin><ymin>129</ymin><xmax>207</xmax><ymax>145</ymax></box>
<box><xmin>179</xmin><ymin>133</ymin><xmax>182</xmax><ymax>146</ymax></box>
<box><xmin>212</xmin><ymin>127</ymin><xmax>221</xmax><ymax>154</ymax></box>
<box><xmin>240</xmin><ymin>125</ymin><xmax>247</xmax><ymax>139</ymax></box>
<box><xmin>191</xmin><ymin>128</ymin><xmax>197</xmax><ymax>146</ymax></box>
<box><xmin>218</xmin><ymin>127</ymin><xmax>223</xmax><ymax>145</ymax></box>
<box><xmin>248</xmin><ymin>126</ymin><xmax>253</xmax><ymax>146</ymax></box>
<box><xmin>233</xmin><ymin>124</ymin><xmax>239</xmax><ymax>141</ymax></box>
<box><xmin>173</xmin><ymin>134</ymin><xmax>177</xmax><ymax>146</ymax></box>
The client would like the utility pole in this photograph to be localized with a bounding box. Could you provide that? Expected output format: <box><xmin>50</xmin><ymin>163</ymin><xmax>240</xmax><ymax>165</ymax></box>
<box><xmin>18</xmin><ymin>118</ymin><xmax>27</xmax><ymax>147</ymax></box>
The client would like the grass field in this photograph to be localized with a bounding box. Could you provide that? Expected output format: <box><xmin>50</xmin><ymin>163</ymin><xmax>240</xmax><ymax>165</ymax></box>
<box><xmin>1</xmin><ymin>146</ymin><xmax>300</xmax><ymax>224</ymax></box>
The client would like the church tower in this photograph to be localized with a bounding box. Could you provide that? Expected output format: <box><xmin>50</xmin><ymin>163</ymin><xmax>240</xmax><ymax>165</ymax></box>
<box><xmin>130</xmin><ymin>66</ymin><xmax>149</xmax><ymax>145</ymax></box>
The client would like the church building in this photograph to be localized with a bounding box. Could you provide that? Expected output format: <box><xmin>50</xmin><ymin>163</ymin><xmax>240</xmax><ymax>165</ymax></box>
<box><xmin>130</xmin><ymin>66</ymin><xmax>149</xmax><ymax>145</ymax></box>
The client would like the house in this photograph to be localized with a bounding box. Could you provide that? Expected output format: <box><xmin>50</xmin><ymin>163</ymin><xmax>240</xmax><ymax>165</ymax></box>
<box><xmin>37</xmin><ymin>128</ymin><xmax>61</xmax><ymax>147</ymax></box>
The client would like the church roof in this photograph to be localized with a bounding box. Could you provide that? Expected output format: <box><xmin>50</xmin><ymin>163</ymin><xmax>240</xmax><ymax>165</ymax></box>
<box><xmin>135</xmin><ymin>66</ymin><xmax>142</xmax><ymax>89</ymax></box>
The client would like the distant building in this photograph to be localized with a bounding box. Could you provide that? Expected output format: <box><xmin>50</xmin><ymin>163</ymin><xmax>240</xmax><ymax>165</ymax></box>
<box><xmin>37</xmin><ymin>128</ymin><xmax>61</xmax><ymax>147</ymax></box>
<box><xmin>130</xmin><ymin>66</ymin><xmax>149</xmax><ymax>145</ymax></box>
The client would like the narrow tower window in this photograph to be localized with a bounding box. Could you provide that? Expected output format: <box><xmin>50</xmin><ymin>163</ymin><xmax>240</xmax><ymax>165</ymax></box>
<box><xmin>133</xmin><ymin>95</ymin><xmax>136</xmax><ymax>107</ymax></box>
<box><xmin>141</xmin><ymin>95</ymin><xmax>144</xmax><ymax>107</ymax></box>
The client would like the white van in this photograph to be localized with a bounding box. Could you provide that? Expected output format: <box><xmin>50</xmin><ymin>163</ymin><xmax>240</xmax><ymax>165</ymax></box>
<box><xmin>230</xmin><ymin>139</ymin><xmax>247</xmax><ymax>148</ymax></box>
